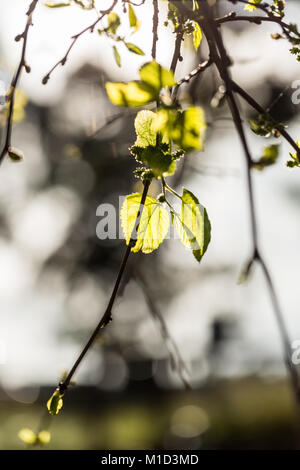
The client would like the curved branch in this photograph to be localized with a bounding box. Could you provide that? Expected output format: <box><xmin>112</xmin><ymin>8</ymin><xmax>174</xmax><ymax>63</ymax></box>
<box><xmin>199</xmin><ymin>1</ymin><xmax>300</xmax><ymax>409</ymax></box>
<box><xmin>57</xmin><ymin>179</ymin><xmax>150</xmax><ymax>394</ymax></box>
<box><xmin>0</xmin><ymin>0</ymin><xmax>39</xmax><ymax>164</ymax></box>
<box><xmin>42</xmin><ymin>0</ymin><xmax>117</xmax><ymax>85</ymax></box>
<box><xmin>231</xmin><ymin>80</ymin><xmax>300</xmax><ymax>156</ymax></box>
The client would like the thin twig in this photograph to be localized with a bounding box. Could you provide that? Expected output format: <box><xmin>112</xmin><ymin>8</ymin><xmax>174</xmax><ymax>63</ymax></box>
<box><xmin>0</xmin><ymin>0</ymin><xmax>39</xmax><ymax>164</ymax></box>
<box><xmin>58</xmin><ymin>179</ymin><xmax>150</xmax><ymax>394</ymax></box>
<box><xmin>135</xmin><ymin>267</ymin><xmax>190</xmax><ymax>389</ymax></box>
<box><xmin>151</xmin><ymin>0</ymin><xmax>159</xmax><ymax>60</ymax></box>
<box><xmin>199</xmin><ymin>1</ymin><xmax>300</xmax><ymax>408</ymax></box>
<box><xmin>173</xmin><ymin>58</ymin><xmax>213</xmax><ymax>100</ymax></box>
<box><xmin>170</xmin><ymin>28</ymin><xmax>183</xmax><ymax>74</ymax></box>
<box><xmin>231</xmin><ymin>80</ymin><xmax>300</xmax><ymax>156</ymax></box>
<box><xmin>42</xmin><ymin>0</ymin><xmax>117</xmax><ymax>85</ymax></box>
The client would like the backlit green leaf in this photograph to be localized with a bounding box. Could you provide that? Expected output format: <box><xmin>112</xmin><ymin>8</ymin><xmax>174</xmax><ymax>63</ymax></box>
<box><xmin>140</xmin><ymin>147</ymin><xmax>176</xmax><ymax>178</ymax></box>
<box><xmin>253</xmin><ymin>144</ymin><xmax>280</xmax><ymax>170</ymax></box>
<box><xmin>154</xmin><ymin>107</ymin><xmax>206</xmax><ymax>151</ymax></box>
<box><xmin>113</xmin><ymin>45</ymin><xmax>121</xmax><ymax>67</ymax></box>
<box><xmin>105</xmin><ymin>81</ymin><xmax>157</xmax><ymax>107</ymax></box>
<box><xmin>134</xmin><ymin>110</ymin><xmax>157</xmax><ymax>147</ymax></box>
<box><xmin>245</xmin><ymin>0</ymin><xmax>262</xmax><ymax>11</ymax></box>
<box><xmin>192</xmin><ymin>21</ymin><xmax>202</xmax><ymax>51</ymax></box>
<box><xmin>121</xmin><ymin>193</ymin><xmax>169</xmax><ymax>254</ymax></box>
<box><xmin>47</xmin><ymin>389</ymin><xmax>64</xmax><ymax>415</ymax></box>
<box><xmin>287</xmin><ymin>141</ymin><xmax>300</xmax><ymax>168</ymax></box>
<box><xmin>44</xmin><ymin>2</ymin><xmax>71</xmax><ymax>7</ymax></box>
<box><xmin>125</xmin><ymin>43</ymin><xmax>145</xmax><ymax>56</ymax></box>
<box><xmin>107</xmin><ymin>12</ymin><xmax>121</xmax><ymax>34</ymax></box>
<box><xmin>174</xmin><ymin>188</ymin><xmax>210</xmax><ymax>262</ymax></box>
<box><xmin>128</xmin><ymin>4</ymin><xmax>140</xmax><ymax>32</ymax></box>
<box><xmin>139</xmin><ymin>61</ymin><xmax>176</xmax><ymax>91</ymax></box>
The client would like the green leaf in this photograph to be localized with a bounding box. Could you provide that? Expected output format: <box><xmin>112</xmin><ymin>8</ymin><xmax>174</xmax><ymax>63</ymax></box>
<box><xmin>105</xmin><ymin>81</ymin><xmax>158</xmax><ymax>107</ymax></box>
<box><xmin>105</xmin><ymin>61</ymin><xmax>175</xmax><ymax>108</ymax></box>
<box><xmin>192</xmin><ymin>21</ymin><xmax>202</xmax><ymax>51</ymax></box>
<box><xmin>121</xmin><ymin>193</ymin><xmax>169</xmax><ymax>254</ymax></box>
<box><xmin>168</xmin><ymin>2</ymin><xmax>179</xmax><ymax>30</ymax></box>
<box><xmin>47</xmin><ymin>389</ymin><xmax>64</xmax><ymax>415</ymax></box>
<box><xmin>140</xmin><ymin>147</ymin><xmax>176</xmax><ymax>178</ymax></box>
<box><xmin>128</xmin><ymin>4</ymin><xmax>140</xmax><ymax>32</ymax></box>
<box><xmin>139</xmin><ymin>61</ymin><xmax>176</xmax><ymax>91</ymax></box>
<box><xmin>174</xmin><ymin>189</ymin><xmax>210</xmax><ymax>262</ymax></box>
<box><xmin>287</xmin><ymin>141</ymin><xmax>300</xmax><ymax>168</ymax></box>
<box><xmin>125</xmin><ymin>42</ymin><xmax>145</xmax><ymax>56</ymax></box>
<box><xmin>245</xmin><ymin>0</ymin><xmax>262</xmax><ymax>11</ymax></box>
<box><xmin>44</xmin><ymin>2</ymin><xmax>71</xmax><ymax>7</ymax></box>
<box><xmin>112</xmin><ymin>45</ymin><xmax>121</xmax><ymax>67</ymax></box>
<box><xmin>107</xmin><ymin>12</ymin><xmax>121</xmax><ymax>34</ymax></box>
<box><xmin>134</xmin><ymin>110</ymin><xmax>157</xmax><ymax>147</ymax></box>
<box><xmin>154</xmin><ymin>107</ymin><xmax>206</xmax><ymax>151</ymax></box>
<box><xmin>253</xmin><ymin>144</ymin><xmax>280</xmax><ymax>170</ymax></box>
<box><xmin>193</xmin><ymin>207</ymin><xmax>211</xmax><ymax>262</ymax></box>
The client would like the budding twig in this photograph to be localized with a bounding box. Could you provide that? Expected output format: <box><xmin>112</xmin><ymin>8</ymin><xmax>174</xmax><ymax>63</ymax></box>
<box><xmin>42</xmin><ymin>0</ymin><xmax>118</xmax><ymax>85</ymax></box>
<box><xmin>0</xmin><ymin>0</ymin><xmax>39</xmax><ymax>164</ymax></box>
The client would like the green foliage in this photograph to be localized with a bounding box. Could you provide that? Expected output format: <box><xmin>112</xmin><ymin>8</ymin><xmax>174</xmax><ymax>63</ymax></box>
<box><xmin>130</xmin><ymin>110</ymin><xmax>186</xmax><ymax>178</ymax></box>
<box><xmin>252</xmin><ymin>144</ymin><xmax>280</xmax><ymax>171</ymax></box>
<box><xmin>128</xmin><ymin>4</ymin><xmax>140</xmax><ymax>33</ymax></box>
<box><xmin>105</xmin><ymin>61</ymin><xmax>175</xmax><ymax>107</ymax></box>
<box><xmin>113</xmin><ymin>45</ymin><xmax>121</xmax><ymax>68</ymax></box>
<box><xmin>124</xmin><ymin>43</ymin><xmax>144</xmax><ymax>56</ymax></box>
<box><xmin>106</xmin><ymin>81</ymin><xmax>157</xmax><ymax>107</ymax></box>
<box><xmin>45</xmin><ymin>0</ymin><xmax>95</xmax><ymax>8</ymax></box>
<box><xmin>139</xmin><ymin>61</ymin><xmax>176</xmax><ymax>91</ymax></box>
<box><xmin>28</xmin><ymin>0</ymin><xmax>300</xmax><ymax>421</ymax></box>
<box><xmin>44</xmin><ymin>2</ymin><xmax>71</xmax><ymax>7</ymax></box>
<box><xmin>107</xmin><ymin>12</ymin><xmax>121</xmax><ymax>34</ymax></box>
<box><xmin>245</xmin><ymin>0</ymin><xmax>262</xmax><ymax>12</ymax></box>
<box><xmin>192</xmin><ymin>21</ymin><xmax>202</xmax><ymax>51</ymax></box>
<box><xmin>287</xmin><ymin>141</ymin><xmax>300</xmax><ymax>168</ymax></box>
<box><xmin>133</xmin><ymin>110</ymin><xmax>158</xmax><ymax>148</ymax></box>
<box><xmin>138</xmin><ymin>147</ymin><xmax>176</xmax><ymax>178</ymax></box>
<box><xmin>47</xmin><ymin>389</ymin><xmax>64</xmax><ymax>415</ymax></box>
<box><xmin>154</xmin><ymin>107</ymin><xmax>206</xmax><ymax>151</ymax></box>
<box><xmin>174</xmin><ymin>189</ymin><xmax>211</xmax><ymax>263</ymax></box>
<box><xmin>250</xmin><ymin>114</ymin><xmax>284</xmax><ymax>138</ymax></box>
<box><xmin>97</xmin><ymin>10</ymin><xmax>143</xmax><ymax>67</ymax></box>
<box><xmin>121</xmin><ymin>193</ymin><xmax>169</xmax><ymax>254</ymax></box>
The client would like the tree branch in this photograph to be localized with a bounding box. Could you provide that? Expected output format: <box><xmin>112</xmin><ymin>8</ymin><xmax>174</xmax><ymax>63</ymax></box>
<box><xmin>199</xmin><ymin>1</ymin><xmax>300</xmax><ymax>409</ymax></box>
<box><xmin>58</xmin><ymin>179</ymin><xmax>150</xmax><ymax>395</ymax></box>
<box><xmin>151</xmin><ymin>0</ymin><xmax>159</xmax><ymax>60</ymax></box>
<box><xmin>42</xmin><ymin>0</ymin><xmax>118</xmax><ymax>85</ymax></box>
<box><xmin>231</xmin><ymin>80</ymin><xmax>300</xmax><ymax>156</ymax></box>
<box><xmin>0</xmin><ymin>0</ymin><xmax>39</xmax><ymax>164</ymax></box>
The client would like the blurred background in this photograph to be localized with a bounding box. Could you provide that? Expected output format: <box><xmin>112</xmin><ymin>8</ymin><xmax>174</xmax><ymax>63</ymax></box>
<box><xmin>0</xmin><ymin>0</ymin><xmax>300</xmax><ymax>449</ymax></box>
